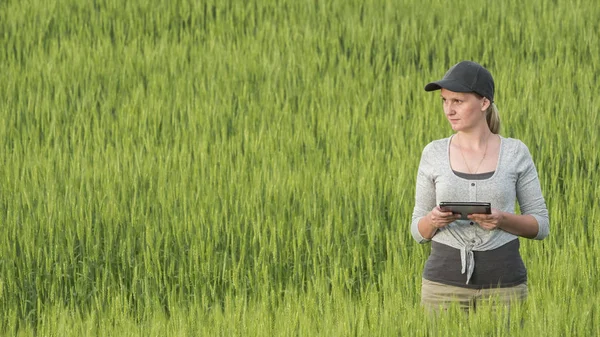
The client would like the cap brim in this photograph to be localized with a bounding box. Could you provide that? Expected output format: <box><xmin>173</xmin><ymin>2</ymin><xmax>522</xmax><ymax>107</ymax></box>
<box><xmin>424</xmin><ymin>79</ymin><xmax>472</xmax><ymax>93</ymax></box>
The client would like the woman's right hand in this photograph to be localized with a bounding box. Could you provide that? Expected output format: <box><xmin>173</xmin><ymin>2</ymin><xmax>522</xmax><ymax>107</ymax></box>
<box><xmin>427</xmin><ymin>206</ymin><xmax>461</xmax><ymax>229</ymax></box>
<box><xmin>418</xmin><ymin>206</ymin><xmax>461</xmax><ymax>239</ymax></box>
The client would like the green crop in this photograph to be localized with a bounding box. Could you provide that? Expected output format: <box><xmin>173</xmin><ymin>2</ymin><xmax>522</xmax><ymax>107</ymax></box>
<box><xmin>0</xmin><ymin>0</ymin><xmax>598</xmax><ymax>335</ymax></box>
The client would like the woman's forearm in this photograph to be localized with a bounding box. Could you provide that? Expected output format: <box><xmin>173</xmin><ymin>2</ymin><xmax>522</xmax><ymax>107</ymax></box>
<box><xmin>498</xmin><ymin>213</ymin><xmax>539</xmax><ymax>239</ymax></box>
<box><xmin>417</xmin><ymin>213</ymin><xmax>438</xmax><ymax>240</ymax></box>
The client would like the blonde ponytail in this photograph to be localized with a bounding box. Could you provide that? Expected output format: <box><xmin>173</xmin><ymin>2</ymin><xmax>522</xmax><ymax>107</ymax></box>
<box><xmin>486</xmin><ymin>103</ymin><xmax>501</xmax><ymax>134</ymax></box>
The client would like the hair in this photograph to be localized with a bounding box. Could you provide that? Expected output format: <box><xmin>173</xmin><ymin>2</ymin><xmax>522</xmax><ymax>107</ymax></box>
<box><xmin>486</xmin><ymin>102</ymin><xmax>501</xmax><ymax>134</ymax></box>
<box><xmin>473</xmin><ymin>92</ymin><xmax>501</xmax><ymax>134</ymax></box>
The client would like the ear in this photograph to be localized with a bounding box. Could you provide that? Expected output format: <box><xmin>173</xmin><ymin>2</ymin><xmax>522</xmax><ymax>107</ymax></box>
<box><xmin>481</xmin><ymin>97</ymin><xmax>491</xmax><ymax>111</ymax></box>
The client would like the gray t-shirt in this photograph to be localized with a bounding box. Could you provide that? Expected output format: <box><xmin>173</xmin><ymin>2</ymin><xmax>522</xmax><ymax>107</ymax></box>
<box><xmin>411</xmin><ymin>135</ymin><xmax>550</xmax><ymax>284</ymax></box>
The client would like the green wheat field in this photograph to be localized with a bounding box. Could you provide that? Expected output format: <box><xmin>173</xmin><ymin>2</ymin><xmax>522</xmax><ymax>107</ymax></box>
<box><xmin>1</xmin><ymin>0</ymin><xmax>599</xmax><ymax>335</ymax></box>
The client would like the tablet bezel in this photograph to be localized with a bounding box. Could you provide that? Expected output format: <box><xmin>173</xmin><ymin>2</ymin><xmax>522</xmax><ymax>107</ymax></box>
<box><xmin>438</xmin><ymin>202</ymin><xmax>491</xmax><ymax>220</ymax></box>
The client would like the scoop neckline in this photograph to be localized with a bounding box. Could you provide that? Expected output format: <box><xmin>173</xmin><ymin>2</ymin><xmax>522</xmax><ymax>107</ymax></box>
<box><xmin>447</xmin><ymin>134</ymin><xmax>503</xmax><ymax>181</ymax></box>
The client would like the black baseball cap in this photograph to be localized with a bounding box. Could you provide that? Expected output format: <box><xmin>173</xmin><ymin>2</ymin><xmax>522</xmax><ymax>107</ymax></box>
<box><xmin>424</xmin><ymin>61</ymin><xmax>495</xmax><ymax>102</ymax></box>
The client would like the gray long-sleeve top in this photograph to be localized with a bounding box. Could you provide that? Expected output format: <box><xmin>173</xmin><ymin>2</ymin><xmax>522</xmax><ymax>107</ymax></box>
<box><xmin>411</xmin><ymin>135</ymin><xmax>549</xmax><ymax>284</ymax></box>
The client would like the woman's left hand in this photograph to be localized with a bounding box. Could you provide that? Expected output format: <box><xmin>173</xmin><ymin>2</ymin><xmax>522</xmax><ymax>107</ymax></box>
<box><xmin>468</xmin><ymin>208</ymin><xmax>505</xmax><ymax>231</ymax></box>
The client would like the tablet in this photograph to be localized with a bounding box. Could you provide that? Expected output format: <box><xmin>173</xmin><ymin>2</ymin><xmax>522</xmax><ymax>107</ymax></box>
<box><xmin>438</xmin><ymin>202</ymin><xmax>491</xmax><ymax>220</ymax></box>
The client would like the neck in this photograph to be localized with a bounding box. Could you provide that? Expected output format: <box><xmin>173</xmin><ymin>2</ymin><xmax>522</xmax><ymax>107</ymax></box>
<box><xmin>455</xmin><ymin>129</ymin><xmax>493</xmax><ymax>150</ymax></box>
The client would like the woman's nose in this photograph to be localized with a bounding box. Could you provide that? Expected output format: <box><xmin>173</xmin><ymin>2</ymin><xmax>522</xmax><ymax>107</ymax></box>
<box><xmin>444</xmin><ymin>103</ymin><xmax>454</xmax><ymax>115</ymax></box>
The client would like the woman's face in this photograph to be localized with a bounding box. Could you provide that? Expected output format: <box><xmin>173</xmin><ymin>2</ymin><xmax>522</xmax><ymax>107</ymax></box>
<box><xmin>440</xmin><ymin>89</ymin><xmax>489</xmax><ymax>132</ymax></box>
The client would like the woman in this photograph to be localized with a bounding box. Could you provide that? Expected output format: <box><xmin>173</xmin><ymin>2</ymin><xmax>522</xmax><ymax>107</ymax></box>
<box><xmin>411</xmin><ymin>61</ymin><xmax>549</xmax><ymax>312</ymax></box>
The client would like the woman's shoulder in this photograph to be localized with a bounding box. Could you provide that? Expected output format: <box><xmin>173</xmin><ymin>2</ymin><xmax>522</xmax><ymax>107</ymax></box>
<box><xmin>422</xmin><ymin>137</ymin><xmax>451</xmax><ymax>154</ymax></box>
<box><xmin>500</xmin><ymin>136</ymin><xmax>532</xmax><ymax>154</ymax></box>
<box><xmin>419</xmin><ymin>137</ymin><xmax>450</xmax><ymax>169</ymax></box>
